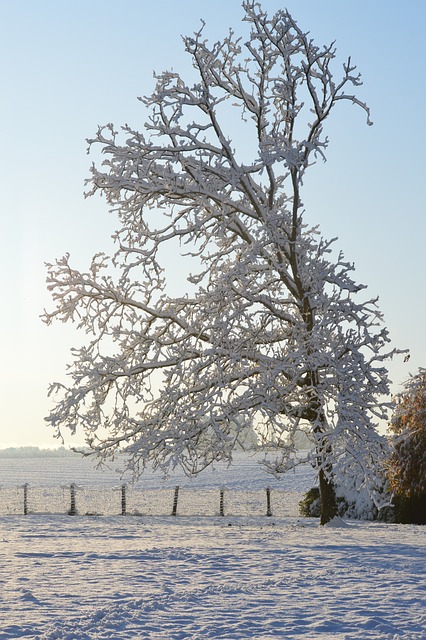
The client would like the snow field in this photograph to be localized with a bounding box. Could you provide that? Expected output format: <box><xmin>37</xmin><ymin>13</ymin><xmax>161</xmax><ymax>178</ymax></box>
<box><xmin>1</xmin><ymin>454</ymin><xmax>425</xmax><ymax>639</ymax></box>
<box><xmin>1</xmin><ymin>515</ymin><xmax>425</xmax><ymax>639</ymax></box>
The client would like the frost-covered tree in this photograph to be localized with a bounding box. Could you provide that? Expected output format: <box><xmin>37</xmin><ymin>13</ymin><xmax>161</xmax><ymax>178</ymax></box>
<box><xmin>43</xmin><ymin>2</ymin><xmax>403</xmax><ymax>524</ymax></box>
<box><xmin>388</xmin><ymin>370</ymin><xmax>426</xmax><ymax>498</ymax></box>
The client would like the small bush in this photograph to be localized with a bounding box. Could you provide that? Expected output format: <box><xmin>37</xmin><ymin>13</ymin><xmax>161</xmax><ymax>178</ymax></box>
<box><xmin>299</xmin><ymin>486</ymin><xmax>383</xmax><ymax>521</ymax></box>
<box><xmin>390</xmin><ymin>493</ymin><xmax>426</xmax><ymax>524</ymax></box>
<box><xmin>299</xmin><ymin>487</ymin><xmax>321</xmax><ymax>517</ymax></box>
<box><xmin>299</xmin><ymin>488</ymin><xmax>426</xmax><ymax>524</ymax></box>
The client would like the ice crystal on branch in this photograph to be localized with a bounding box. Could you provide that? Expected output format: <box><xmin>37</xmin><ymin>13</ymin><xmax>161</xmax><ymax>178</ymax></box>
<box><xmin>43</xmin><ymin>2</ymin><xmax>404</xmax><ymax>523</ymax></box>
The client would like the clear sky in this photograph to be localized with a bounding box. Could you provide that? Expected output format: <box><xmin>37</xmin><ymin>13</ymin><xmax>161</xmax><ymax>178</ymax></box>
<box><xmin>1</xmin><ymin>1</ymin><xmax>425</xmax><ymax>448</ymax></box>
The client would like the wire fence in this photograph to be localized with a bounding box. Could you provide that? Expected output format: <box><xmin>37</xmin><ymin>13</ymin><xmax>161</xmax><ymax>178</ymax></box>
<box><xmin>0</xmin><ymin>484</ymin><xmax>303</xmax><ymax>518</ymax></box>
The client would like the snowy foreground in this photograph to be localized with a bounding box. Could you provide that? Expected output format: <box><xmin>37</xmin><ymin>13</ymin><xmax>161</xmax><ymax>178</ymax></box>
<box><xmin>0</xmin><ymin>454</ymin><xmax>425</xmax><ymax>639</ymax></box>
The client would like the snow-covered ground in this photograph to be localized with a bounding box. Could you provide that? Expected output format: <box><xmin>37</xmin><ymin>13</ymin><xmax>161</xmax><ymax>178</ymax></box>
<box><xmin>1</xmin><ymin>453</ymin><xmax>425</xmax><ymax>639</ymax></box>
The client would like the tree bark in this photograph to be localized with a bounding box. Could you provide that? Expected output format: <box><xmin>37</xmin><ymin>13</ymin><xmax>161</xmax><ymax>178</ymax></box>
<box><xmin>319</xmin><ymin>467</ymin><xmax>338</xmax><ymax>525</ymax></box>
<box><xmin>313</xmin><ymin>412</ymin><xmax>338</xmax><ymax>525</ymax></box>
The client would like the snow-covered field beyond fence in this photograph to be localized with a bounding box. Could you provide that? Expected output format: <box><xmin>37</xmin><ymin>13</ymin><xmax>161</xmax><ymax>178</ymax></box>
<box><xmin>0</xmin><ymin>453</ymin><xmax>425</xmax><ymax>639</ymax></box>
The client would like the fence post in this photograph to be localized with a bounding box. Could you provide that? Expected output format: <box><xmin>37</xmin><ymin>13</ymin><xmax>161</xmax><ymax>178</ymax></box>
<box><xmin>69</xmin><ymin>483</ymin><xmax>77</xmax><ymax>516</ymax></box>
<box><xmin>219</xmin><ymin>488</ymin><xmax>225</xmax><ymax>516</ymax></box>
<box><xmin>121</xmin><ymin>484</ymin><xmax>127</xmax><ymax>516</ymax></box>
<box><xmin>23</xmin><ymin>483</ymin><xmax>29</xmax><ymax>515</ymax></box>
<box><xmin>266</xmin><ymin>487</ymin><xmax>272</xmax><ymax>517</ymax></box>
<box><xmin>172</xmin><ymin>486</ymin><xmax>179</xmax><ymax>516</ymax></box>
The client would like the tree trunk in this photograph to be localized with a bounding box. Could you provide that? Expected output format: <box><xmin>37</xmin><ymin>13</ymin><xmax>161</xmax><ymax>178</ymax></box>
<box><xmin>319</xmin><ymin>467</ymin><xmax>338</xmax><ymax>525</ymax></box>
<box><xmin>310</xmin><ymin>403</ymin><xmax>338</xmax><ymax>525</ymax></box>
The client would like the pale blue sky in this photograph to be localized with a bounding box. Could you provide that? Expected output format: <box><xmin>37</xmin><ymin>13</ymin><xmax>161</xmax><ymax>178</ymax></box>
<box><xmin>0</xmin><ymin>1</ymin><xmax>425</xmax><ymax>447</ymax></box>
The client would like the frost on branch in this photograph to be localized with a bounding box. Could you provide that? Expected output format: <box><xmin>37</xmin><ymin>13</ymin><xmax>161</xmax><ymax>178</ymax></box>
<box><xmin>43</xmin><ymin>2</ymin><xmax>403</xmax><ymax>523</ymax></box>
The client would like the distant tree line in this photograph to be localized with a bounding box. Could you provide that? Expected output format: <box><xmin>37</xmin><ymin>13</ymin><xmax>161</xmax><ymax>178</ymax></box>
<box><xmin>0</xmin><ymin>446</ymin><xmax>77</xmax><ymax>459</ymax></box>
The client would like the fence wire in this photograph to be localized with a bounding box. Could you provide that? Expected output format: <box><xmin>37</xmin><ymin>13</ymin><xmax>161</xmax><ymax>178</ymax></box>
<box><xmin>0</xmin><ymin>485</ymin><xmax>303</xmax><ymax>517</ymax></box>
